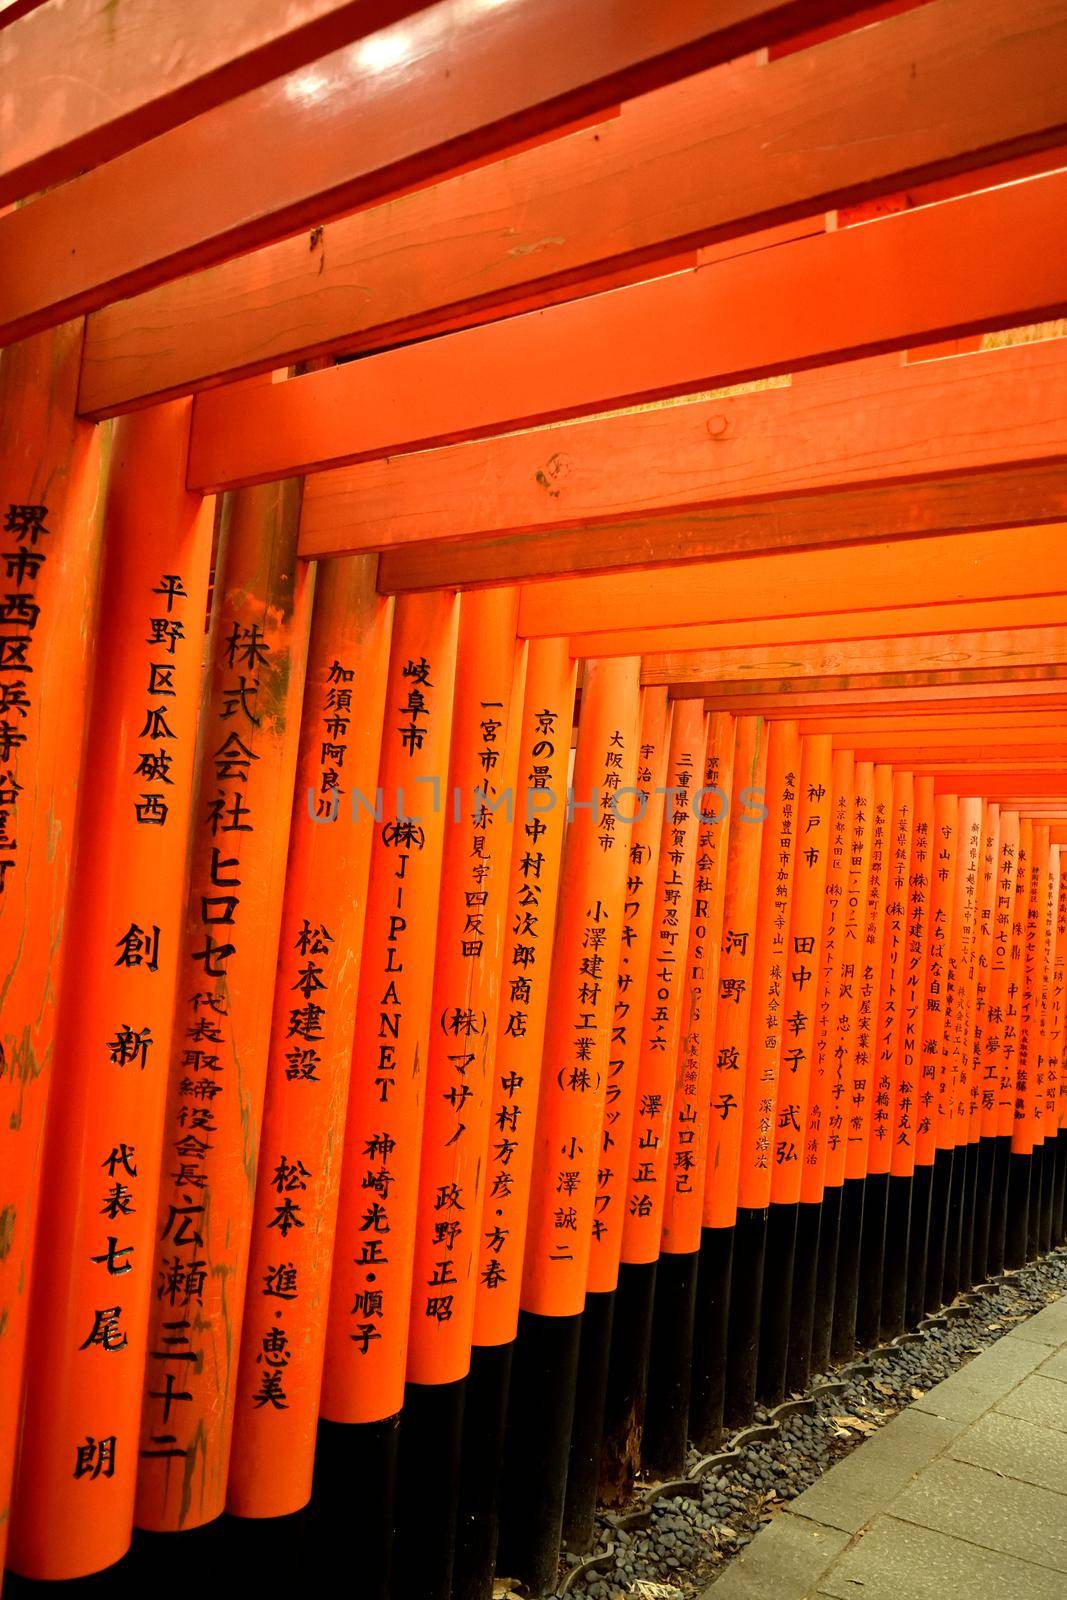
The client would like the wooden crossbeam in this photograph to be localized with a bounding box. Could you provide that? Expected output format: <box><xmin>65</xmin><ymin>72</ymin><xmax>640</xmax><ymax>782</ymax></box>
<box><xmin>569</xmin><ymin>595</ymin><xmax>1067</xmax><ymax>658</ymax></box>
<box><xmin>187</xmin><ymin>168</ymin><xmax>1067</xmax><ymax>491</ymax></box>
<box><xmin>0</xmin><ymin>0</ymin><xmax>433</xmax><ymax>205</ymax></box>
<box><xmin>678</xmin><ymin>671</ymin><xmax>1067</xmax><ymax>706</ymax></box>
<box><xmin>301</xmin><ymin>342</ymin><xmax>1067</xmax><ymax>564</ymax></box>
<box><xmin>933</xmin><ymin>775</ymin><xmax>1067</xmax><ymax>795</ymax></box>
<box><xmin>78</xmin><ymin>0</ymin><xmax>1067</xmax><ymax>417</ymax></box>
<box><xmin>697</xmin><ymin>690</ymin><xmax>1067</xmax><ymax>720</ymax></box>
<box><xmin>637</xmin><ymin>626</ymin><xmax>1067</xmax><ymax>688</ymax></box>
<box><xmin>518</xmin><ymin>527</ymin><xmax>1067</xmax><ymax>639</ymax></box>
<box><xmin>0</xmin><ymin>0</ymin><xmax>876</xmax><ymax>349</ymax></box>
<box><xmin>799</xmin><ymin>711</ymin><xmax>1067</xmax><ymax>733</ymax></box>
<box><xmin>830</xmin><ymin>728</ymin><xmax>1067</xmax><ymax>748</ymax></box>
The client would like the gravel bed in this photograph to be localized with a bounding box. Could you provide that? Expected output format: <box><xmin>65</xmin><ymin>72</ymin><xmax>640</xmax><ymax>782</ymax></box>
<box><xmin>532</xmin><ymin>1248</ymin><xmax>1067</xmax><ymax>1600</ymax></box>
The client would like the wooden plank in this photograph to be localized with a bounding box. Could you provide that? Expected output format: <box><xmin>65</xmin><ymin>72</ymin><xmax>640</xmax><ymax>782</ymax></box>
<box><xmin>700</xmin><ymin>689</ymin><xmax>1067</xmax><ymax>718</ymax></box>
<box><xmin>569</xmin><ymin>594</ymin><xmax>1067</xmax><ymax>658</ymax></box>
<box><xmin>377</xmin><ymin>464</ymin><xmax>1067</xmax><ymax>591</ymax></box>
<box><xmin>518</xmin><ymin>527</ymin><xmax>1067</xmax><ymax>638</ymax></box>
<box><xmin>641</xmin><ymin>625</ymin><xmax>1067</xmax><ymax>686</ymax></box>
<box><xmin>799</xmin><ymin>711</ymin><xmax>1067</xmax><ymax>733</ymax></box>
<box><xmin>0</xmin><ymin>0</ymin><xmax>432</xmax><ymax>204</ymax></box>
<box><xmin>0</xmin><ymin>0</ymin><xmax>873</xmax><ymax>348</ymax></box>
<box><xmin>187</xmin><ymin>168</ymin><xmax>1067</xmax><ymax>490</ymax></box>
<box><xmin>302</xmin><ymin>341</ymin><xmax>1067</xmax><ymax>561</ymax></box>
<box><xmin>79</xmin><ymin>0</ymin><xmax>1067</xmax><ymax>418</ymax></box>
<box><xmin>673</xmin><ymin>666</ymin><xmax>1067</xmax><ymax>702</ymax></box>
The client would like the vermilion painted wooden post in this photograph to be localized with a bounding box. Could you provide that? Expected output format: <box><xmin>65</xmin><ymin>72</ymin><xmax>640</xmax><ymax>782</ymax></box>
<box><xmin>874</xmin><ymin>771</ymin><xmax>916</xmax><ymax>1339</ymax></box>
<box><xmin>135</xmin><ymin>482</ymin><xmax>313</xmax><ymax>1544</ymax></box>
<box><xmin>940</xmin><ymin>795</ymin><xmax>982</xmax><ymax>1305</ymax></box>
<box><xmin>395</xmin><ymin>588</ymin><xmax>522</xmax><ymax>1600</ymax></box>
<box><xmin>829</xmin><ymin>760</ymin><xmax>874</xmax><ymax>1364</ymax></box>
<box><xmin>316</xmin><ymin>589</ymin><xmax>459</xmax><ymax>1599</ymax></box>
<box><xmin>690</xmin><ymin>715</ymin><xmax>767</xmax><ymax>1441</ymax></box>
<box><xmin>987</xmin><ymin>810</ymin><xmax>1022</xmax><ymax>1277</ymax></box>
<box><xmin>767</xmin><ymin>733</ymin><xmax>833</xmax><ymax>1394</ymax></box>
<box><xmin>1019</xmin><ymin>825</ymin><xmax>1051</xmax><ymax>1261</ymax></box>
<box><xmin>728</xmin><ymin>719</ymin><xmax>800</xmax><ymax>1420</ymax></box>
<box><xmin>456</xmin><ymin>637</ymin><xmax>577</xmax><ymax>1600</ymax></box>
<box><xmin>1034</xmin><ymin>834</ymin><xmax>1059</xmax><ymax>1254</ymax></box>
<box><xmin>601</xmin><ymin>698</ymin><xmax>704</xmax><ymax>1497</ymax></box>
<box><xmin>1005</xmin><ymin>819</ymin><xmax>1037</xmax><ymax>1267</ymax></box>
<box><xmin>807</xmin><ymin>749</ymin><xmax>854</xmax><ymax>1374</ymax></box>
<box><xmin>853</xmin><ymin>763</ymin><xmax>893</xmax><ymax>1349</ymax></box>
<box><xmin>962</xmin><ymin>804</ymin><xmax>999</xmax><ymax>1289</ymax></box>
<box><xmin>902</xmin><ymin>778</ymin><xmax>936</xmax><ymax>1328</ymax></box>
<box><xmin>0</xmin><ymin>323</ymin><xmax>110</xmax><ymax>1578</ymax></box>
<box><xmin>645</xmin><ymin>712</ymin><xmax>735</xmax><ymax>1475</ymax></box>
<box><xmin>225</xmin><ymin>559</ymin><xmax>393</xmax><ymax>1544</ymax></box>
<box><xmin>498</xmin><ymin>656</ymin><xmax>640</xmax><ymax>1596</ymax></box>
<box><xmin>565</xmin><ymin>685</ymin><xmax>670</xmax><ymax>1543</ymax></box>
<box><xmin>8</xmin><ymin>403</ymin><xmax>213</xmax><ymax>1582</ymax></box>
<box><xmin>1052</xmin><ymin>851</ymin><xmax>1067</xmax><ymax>1245</ymax></box>
<box><xmin>920</xmin><ymin>793</ymin><xmax>958</xmax><ymax>1313</ymax></box>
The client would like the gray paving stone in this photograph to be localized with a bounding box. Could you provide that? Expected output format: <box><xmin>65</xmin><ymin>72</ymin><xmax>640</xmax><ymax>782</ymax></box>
<box><xmin>995</xmin><ymin>1372</ymin><xmax>1067</xmax><ymax>1433</ymax></box>
<box><xmin>815</xmin><ymin>1515</ymin><xmax>1066</xmax><ymax>1600</ymax></box>
<box><xmin>950</xmin><ymin>1409</ymin><xmax>1067</xmax><ymax>1495</ymax></box>
<box><xmin>696</xmin><ymin>1514</ymin><xmax>849</xmax><ymax>1600</ymax></box>
<box><xmin>1037</xmin><ymin>1345</ymin><xmax>1067</xmax><ymax>1384</ymax></box>
<box><xmin>1006</xmin><ymin>1293</ymin><xmax>1067</xmax><ymax>1346</ymax></box>
<box><xmin>785</xmin><ymin>1409</ymin><xmax>960</xmax><ymax>1535</ymax></box>
<box><xmin>888</xmin><ymin>1455</ymin><xmax>1067</xmax><ymax>1572</ymax></box>
<box><xmin>910</xmin><ymin>1333</ymin><xmax>1051</xmax><ymax>1423</ymax></box>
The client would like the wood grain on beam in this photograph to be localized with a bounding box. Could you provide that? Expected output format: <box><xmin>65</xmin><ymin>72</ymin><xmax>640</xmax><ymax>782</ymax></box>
<box><xmin>673</xmin><ymin>667</ymin><xmax>1067</xmax><ymax>702</ymax></box>
<box><xmin>519</xmin><ymin>528</ymin><xmax>1067</xmax><ymax>638</ymax></box>
<box><xmin>0</xmin><ymin>0</ymin><xmax>874</xmax><ymax>347</ymax></box>
<box><xmin>569</xmin><ymin>595</ymin><xmax>1067</xmax><ymax>658</ymax></box>
<box><xmin>187</xmin><ymin>168</ymin><xmax>1067</xmax><ymax>490</ymax></box>
<box><xmin>0</xmin><ymin>0</ymin><xmax>431</xmax><ymax>205</ymax></box>
<box><xmin>376</xmin><ymin>464</ymin><xmax>1067</xmax><ymax>591</ymax></box>
<box><xmin>79</xmin><ymin>0</ymin><xmax>1067</xmax><ymax>416</ymax></box>
<box><xmin>301</xmin><ymin>342</ymin><xmax>1067</xmax><ymax>561</ymax></box>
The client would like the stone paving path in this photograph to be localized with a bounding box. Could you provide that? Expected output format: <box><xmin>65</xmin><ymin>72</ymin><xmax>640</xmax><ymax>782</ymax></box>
<box><xmin>699</xmin><ymin>1293</ymin><xmax>1067</xmax><ymax>1600</ymax></box>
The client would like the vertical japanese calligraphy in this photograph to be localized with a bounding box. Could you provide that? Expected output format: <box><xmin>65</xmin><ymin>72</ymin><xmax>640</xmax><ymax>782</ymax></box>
<box><xmin>406</xmin><ymin>588</ymin><xmax>522</xmax><ymax>1387</ymax></box>
<box><xmin>471</xmin><ymin>638</ymin><xmax>578</xmax><ymax>1350</ymax></box>
<box><xmin>661</xmin><ymin>713</ymin><xmax>735</xmax><ymax>1257</ymax></box>
<box><xmin>137</xmin><ymin>480</ymin><xmax>314</xmax><ymax>1532</ymax></box>
<box><xmin>586</xmin><ymin>688</ymin><xmax>670</xmax><ymax>1295</ymax></box>
<box><xmin>521</xmin><ymin>657</ymin><xmax>641</xmax><ymax>1320</ymax></box>
<box><xmin>0</xmin><ymin>324</ymin><xmax>110</xmax><ymax>1576</ymax></box>
<box><xmin>321</xmin><ymin>590</ymin><xmax>459</xmax><ymax>1425</ymax></box>
<box><xmin>704</xmin><ymin>717</ymin><xmax>768</xmax><ymax>1232</ymax></box>
<box><xmin>9</xmin><ymin>403</ymin><xmax>213</xmax><ymax>1580</ymax></box>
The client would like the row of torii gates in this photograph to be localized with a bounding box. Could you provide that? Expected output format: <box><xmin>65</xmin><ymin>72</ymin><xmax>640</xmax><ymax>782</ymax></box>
<box><xmin>2</xmin><ymin>2</ymin><xmax>1067</xmax><ymax>1597</ymax></box>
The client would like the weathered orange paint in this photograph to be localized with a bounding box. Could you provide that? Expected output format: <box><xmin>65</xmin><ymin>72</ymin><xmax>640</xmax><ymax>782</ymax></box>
<box><xmin>736</xmin><ymin>721</ymin><xmax>800</xmax><ymax>1211</ymax></box>
<box><xmin>770</xmin><ymin>735</ymin><xmax>832</xmax><ymax>1204</ymax></box>
<box><xmin>471</xmin><ymin>638</ymin><xmax>577</xmax><ymax>1349</ymax></box>
<box><xmin>891</xmin><ymin>777</ymin><xmax>934</xmax><ymax>1178</ymax></box>
<box><xmin>0</xmin><ymin>324</ymin><xmax>110</xmax><ymax>1576</ymax></box>
<box><xmin>703</xmin><ymin>716</ymin><xmax>768</xmax><ymax>1231</ymax></box>
<box><xmin>917</xmin><ymin>794</ymin><xmax>957</xmax><ymax>1164</ymax></box>
<box><xmin>406</xmin><ymin>589</ymin><xmax>522</xmax><ymax>1387</ymax></box>
<box><xmin>136</xmin><ymin>481</ymin><xmax>314</xmax><ymax>1532</ymax></box>
<box><xmin>620</xmin><ymin>698</ymin><xmax>705</xmax><ymax>1262</ymax></box>
<box><xmin>800</xmin><ymin>750</ymin><xmax>854</xmax><ymax>1205</ymax></box>
<box><xmin>9</xmin><ymin>404</ymin><xmax>213</xmax><ymax>1579</ymax></box>
<box><xmin>587</xmin><ymin>688</ymin><xmax>670</xmax><ymax>1295</ymax></box>
<box><xmin>825</xmin><ymin>761</ymin><xmax>874</xmax><ymax>1190</ymax></box>
<box><xmin>320</xmin><ymin>590</ymin><xmax>459</xmax><ymax>1424</ymax></box>
<box><xmin>846</xmin><ymin>764</ymin><xmax>893</xmax><ymax>1181</ymax></box>
<box><xmin>226</xmin><ymin>557</ymin><xmax>393</xmax><ymax>1520</ymax></box>
<box><xmin>521</xmin><ymin>657</ymin><xmax>641</xmax><ymax>1318</ymax></box>
<box><xmin>869</xmin><ymin>772</ymin><xmax>915</xmax><ymax>1176</ymax></box>
<box><xmin>661</xmin><ymin>714</ymin><xmax>735</xmax><ymax>1255</ymax></box>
